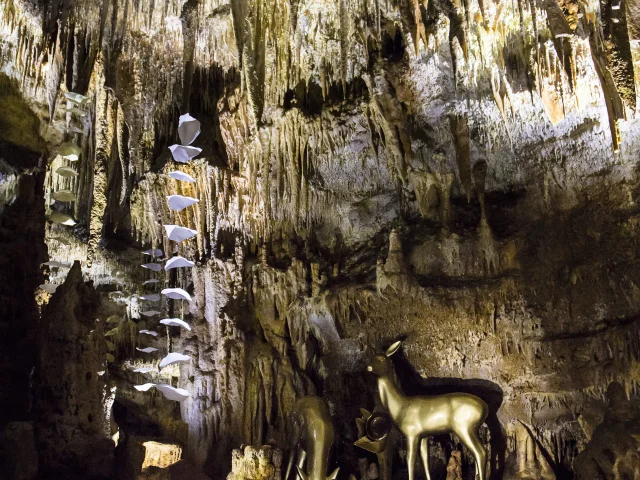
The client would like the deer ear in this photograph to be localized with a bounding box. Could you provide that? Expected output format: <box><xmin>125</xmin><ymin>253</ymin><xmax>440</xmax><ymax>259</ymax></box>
<box><xmin>385</xmin><ymin>340</ymin><xmax>402</xmax><ymax>357</ymax></box>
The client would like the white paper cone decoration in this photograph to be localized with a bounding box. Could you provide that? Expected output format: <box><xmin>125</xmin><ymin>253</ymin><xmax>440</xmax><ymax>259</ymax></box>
<box><xmin>178</xmin><ymin>113</ymin><xmax>201</xmax><ymax>145</ymax></box>
<box><xmin>58</xmin><ymin>142</ymin><xmax>81</xmax><ymax>161</ymax></box>
<box><xmin>161</xmin><ymin>288</ymin><xmax>192</xmax><ymax>301</ymax></box>
<box><xmin>55</xmin><ymin>166</ymin><xmax>79</xmax><ymax>177</ymax></box>
<box><xmin>140</xmin><ymin>310</ymin><xmax>161</xmax><ymax>317</ymax></box>
<box><xmin>39</xmin><ymin>284</ymin><xmax>59</xmax><ymax>294</ymax></box>
<box><xmin>49</xmin><ymin>211</ymin><xmax>76</xmax><ymax>226</ymax></box>
<box><xmin>163</xmin><ymin>225</ymin><xmax>198</xmax><ymax>242</ymax></box>
<box><xmin>133</xmin><ymin>367</ymin><xmax>154</xmax><ymax>373</ymax></box>
<box><xmin>136</xmin><ymin>347</ymin><xmax>158</xmax><ymax>353</ymax></box>
<box><xmin>141</xmin><ymin>263</ymin><xmax>162</xmax><ymax>272</ymax></box>
<box><xmin>52</xmin><ymin>190</ymin><xmax>76</xmax><ymax>202</ymax></box>
<box><xmin>140</xmin><ymin>293</ymin><xmax>161</xmax><ymax>302</ymax></box>
<box><xmin>143</xmin><ymin>279</ymin><xmax>159</xmax><ymax>285</ymax></box>
<box><xmin>64</xmin><ymin>92</ymin><xmax>89</xmax><ymax>105</ymax></box>
<box><xmin>134</xmin><ymin>383</ymin><xmax>190</xmax><ymax>402</ymax></box>
<box><xmin>143</xmin><ymin>248</ymin><xmax>163</xmax><ymax>257</ymax></box>
<box><xmin>160</xmin><ymin>318</ymin><xmax>191</xmax><ymax>331</ymax></box>
<box><xmin>139</xmin><ymin>330</ymin><xmax>158</xmax><ymax>337</ymax></box>
<box><xmin>155</xmin><ymin>384</ymin><xmax>190</xmax><ymax>402</ymax></box>
<box><xmin>134</xmin><ymin>383</ymin><xmax>156</xmax><ymax>392</ymax></box>
<box><xmin>50</xmin><ymin>236</ymin><xmax>70</xmax><ymax>246</ymax></box>
<box><xmin>168</xmin><ymin>171</ymin><xmax>196</xmax><ymax>183</ymax></box>
<box><xmin>167</xmin><ymin>195</ymin><xmax>199</xmax><ymax>212</ymax></box>
<box><xmin>44</xmin><ymin>261</ymin><xmax>72</xmax><ymax>268</ymax></box>
<box><xmin>169</xmin><ymin>145</ymin><xmax>202</xmax><ymax>163</ymax></box>
<box><xmin>165</xmin><ymin>256</ymin><xmax>195</xmax><ymax>270</ymax></box>
<box><xmin>159</xmin><ymin>352</ymin><xmax>190</xmax><ymax>369</ymax></box>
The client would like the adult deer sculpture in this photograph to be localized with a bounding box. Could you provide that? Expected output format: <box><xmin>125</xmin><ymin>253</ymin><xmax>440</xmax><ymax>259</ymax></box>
<box><xmin>367</xmin><ymin>341</ymin><xmax>488</xmax><ymax>480</ymax></box>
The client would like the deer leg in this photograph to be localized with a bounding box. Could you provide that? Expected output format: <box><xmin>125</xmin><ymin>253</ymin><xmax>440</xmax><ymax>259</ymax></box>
<box><xmin>296</xmin><ymin>448</ymin><xmax>307</xmax><ymax>479</ymax></box>
<box><xmin>419</xmin><ymin>438</ymin><xmax>431</xmax><ymax>480</ymax></box>
<box><xmin>458</xmin><ymin>429</ymin><xmax>486</xmax><ymax>480</ymax></box>
<box><xmin>406</xmin><ymin>436</ymin><xmax>418</xmax><ymax>480</ymax></box>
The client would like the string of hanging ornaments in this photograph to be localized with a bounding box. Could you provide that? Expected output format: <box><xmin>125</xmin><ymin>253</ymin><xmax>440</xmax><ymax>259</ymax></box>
<box><xmin>39</xmin><ymin>91</ymin><xmax>89</xmax><ymax>295</ymax></box>
<box><xmin>135</xmin><ymin>113</ymin><xmax>202</xmax><ymax>403</ymax></box>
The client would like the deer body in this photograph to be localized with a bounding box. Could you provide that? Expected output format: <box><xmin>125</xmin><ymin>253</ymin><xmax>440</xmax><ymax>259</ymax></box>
<box><xmin>290</xmin><ymin>396</ymin><xmax>339</xmax><ymax>480</ymax></box>
<box><xmin>369</xmin><ymin>342</ymin><xmax>488</xmax><ymax>480</ymax></box>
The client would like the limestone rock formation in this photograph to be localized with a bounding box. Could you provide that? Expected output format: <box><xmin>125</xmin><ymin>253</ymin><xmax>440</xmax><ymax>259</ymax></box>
<box><xmin>1</xmin><ymin>0</ymin><xmax>640</xmax><ymax>479</ymax></box>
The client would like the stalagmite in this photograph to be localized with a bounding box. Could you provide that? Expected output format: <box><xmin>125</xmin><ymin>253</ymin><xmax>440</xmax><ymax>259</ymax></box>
<box><xmin>167</xmin><ymin>195</ymin><xmax>199</xmax><ymax>212</ymax></box>
<box><xmin>161</xmin><ymin>288</ymin><xmax>192</xmax><ymax>301</ymax></box>
<box><xmin>159</xmin><ymin>318</ymin><xmax>191</xmax><ymax>331</ymax></box>
<box><xmin>163</xmin><ymin>225</ymin><xmax>198</xmax><ymax>242</ymax></box>
<box><xmin>159</xmin><ymin>352</ymin><xmax>190</xmax><ymax>369</ymax></box>
<box><xmin>165</xmin><ymin>256</ymin><xmax>195</xmax><ymax>270</ymax></box>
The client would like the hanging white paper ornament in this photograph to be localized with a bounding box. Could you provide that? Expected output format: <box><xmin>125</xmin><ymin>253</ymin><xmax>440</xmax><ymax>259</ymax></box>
<box><xmin>140</xmin><ymin>310</ymin><xmax>162</xmax><ymax>317</ymax></box>
<box><xmin>165</xmin><ymin>256</ymin><xmax>195</xmax><ymax>270</ymax></box>
<box><xmin>169</xmin><ymin>145</ymin><xmax>201</xmax><ymax>163</ymax></box>
<box><xmin>140</xmin><ymin>293</ymin><xmax>161</xmax><ymax>301</ymax></box>
<box><xmin>52</xmin><ymin>190</ymin><xmax>76</xmax><ymax>202</ymax></box>
<box><xmin>134</xmin><ymin>383</ymin><xmax>156</xmax><ymax>391</ymax></box>
<box><xmin>155</xmin><ymin>384</ymin><xmax>190</xmax><ymax>402</ymax></box>
<box><xmin>161</xmin><ymin>288</ymin><xmax>192</xmax><ymax>301</ymax></box>
<box><xmin>139</xmin><ymin>330</ymin><xmax>158</xmax><ymax>337</ymax></box>
<box><xmin>163</xmin><ymin>225</ymin><xmax>198</xmax><ymax>242</ymax></box>
<box><xmin>143</xmin><ymin>248</ymin><xmax>163</xmax><ymax>257</ymax></box>
<box><xmin>178</xmin><ymin>113</ymin><xmax>201</xmax><ymax>145</ymax></box>
<box><xmin>43</xmin><ymin>261</ymin><xmax>72</xmax><ymax>268</ymax></box>
<box><xmin>49</xmin><ymin>211</ymin><xmax>76</xmax><ymax>226</ymax></box>
<box><xmin>168</xmin><ymin>171</ymin><xmax>196</xmax><ymax>183</ymax></box>
<box><xmin>159</xmin><ymin>352</ymin><xmax>190</xmax><ymax>369</ymax></box>
<box><xmin>58</xmin><ymin>142</ymin><xmax>81</xmax><ymax>161</ymax></box>
<box><xmin>141</xmin><ymin>263</ymin><xmax>162</xmax><ymax>272</ymax></box>
<box><xmin>39</xmin><ymin>284</ymin><xmax>59</xmax><ymax>294</ymax></box>
<box><xmin>136</xmin><ymin>347</ymin><xmax>158</xmax><ymax>353</ymax></box>
<box><xmin>143</xmin><ymin>279</ymin><xmax>159</xmax><ymax>285</ymax></box>
<box><xmin>167</xmin><ymin>195</ymin><xmax>199</xmax><ymax>212</ymax></box>
<box><xmin>64</xmin><ymin>92</ymin><xmax>89</xmax><ymax>105</ymax></box>
<box><xmin>55</xmin><ymin>166</ymin><xmax>79</xmax><ymax>177</ymax></box>
<box><xmin>160</xmin><ymin>318</ymin><xmax>191</xmax><ymax>331</ymax></box>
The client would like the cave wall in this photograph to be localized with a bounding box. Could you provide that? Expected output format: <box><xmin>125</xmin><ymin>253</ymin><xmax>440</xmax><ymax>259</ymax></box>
<box><xmin>1</xmin><ymin>0</ymin><xmax>640</xmax><ymax>478</ymax></box>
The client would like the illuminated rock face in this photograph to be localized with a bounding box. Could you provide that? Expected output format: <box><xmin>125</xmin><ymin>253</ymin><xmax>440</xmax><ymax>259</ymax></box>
<box><xmin>1</xmin><ymin>0</ymin><xmax>640</xmax><ymax>479</ymax></box>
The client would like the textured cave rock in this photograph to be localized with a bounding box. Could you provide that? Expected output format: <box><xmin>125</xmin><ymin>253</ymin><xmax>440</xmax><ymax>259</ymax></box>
<box><xmin>34</xmin><ymin>262</ymin><xmax>115</xmax><ymax>479</ymax></box>
<box><xmin>1</xmin><ymin>0</ymin><xmax>640</xmax><ymax>479</ymax></box>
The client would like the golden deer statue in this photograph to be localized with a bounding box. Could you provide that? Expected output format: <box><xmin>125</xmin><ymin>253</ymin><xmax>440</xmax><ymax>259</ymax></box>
<box><xmin>287</xmin><ymin>396</ymin><xmax>340</xmax><ymax>480</ymax></box>
<box><xmin>367</xmin><ymin>341</ymin><xmax>488</xmax><ymax>480</ymax></box>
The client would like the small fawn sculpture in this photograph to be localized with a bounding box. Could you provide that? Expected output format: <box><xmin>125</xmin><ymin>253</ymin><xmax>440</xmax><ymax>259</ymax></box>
<box><xmin>287</xmin><ymin>396</ymin><xmax>340</xmax><ymax>480</ymax></box>
<box><xmin>367</xmin><ymin>341</ymin><xmax>489</xmax><ymax>480</ymax></box>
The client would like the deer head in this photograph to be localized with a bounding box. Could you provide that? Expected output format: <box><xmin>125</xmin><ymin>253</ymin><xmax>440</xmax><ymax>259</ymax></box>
<box><xmin>367</xmin><ymin>340</ymin><xmax>402</xmax><ymax>376</ymax></box>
